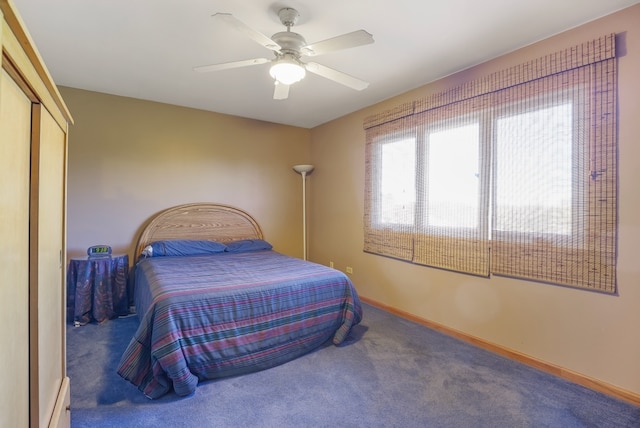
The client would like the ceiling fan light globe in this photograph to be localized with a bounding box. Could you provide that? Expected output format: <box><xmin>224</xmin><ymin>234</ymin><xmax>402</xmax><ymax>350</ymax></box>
<box><xmin>270</xmin><ymin>62</ymin><xmax>306</xmax><ymax>85</ymax></box>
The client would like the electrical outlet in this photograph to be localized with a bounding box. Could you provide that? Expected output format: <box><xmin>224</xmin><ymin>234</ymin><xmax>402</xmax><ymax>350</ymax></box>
<box><xmin>346</xmin><ymin>266</ymin><xmax>353</xmax><ymax>274</ymax></box>
<box><xmin>329</xmin><ymin>261</ymin><xmax>334</xmax><ymax>268</ymax></box>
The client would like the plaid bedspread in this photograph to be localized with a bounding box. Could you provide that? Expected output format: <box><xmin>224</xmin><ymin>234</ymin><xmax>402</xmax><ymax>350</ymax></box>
<box><xmin>117</xmin><ymin>250</ymin><xmax>362</xmax><ymax>399</ymax></box>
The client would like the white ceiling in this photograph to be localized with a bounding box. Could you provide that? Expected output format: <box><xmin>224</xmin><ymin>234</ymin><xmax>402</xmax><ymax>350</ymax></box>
<box><xmin>12</xmin><ymin>0</ymin><xmax>639</xmax><ymax>128</ymax></box>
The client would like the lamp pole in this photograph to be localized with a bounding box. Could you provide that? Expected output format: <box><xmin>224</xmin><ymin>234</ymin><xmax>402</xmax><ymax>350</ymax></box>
<box><xmin>292</xmin><ymin>165</ymin><xmax>314</xmax><ymax>260</ymax></box>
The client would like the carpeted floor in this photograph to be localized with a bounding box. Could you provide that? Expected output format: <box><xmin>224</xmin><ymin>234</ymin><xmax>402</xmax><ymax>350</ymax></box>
<box><xmin>67</xmin><ymin>303</ymin><xmax>640</xmax><ymax>427</ymax></box>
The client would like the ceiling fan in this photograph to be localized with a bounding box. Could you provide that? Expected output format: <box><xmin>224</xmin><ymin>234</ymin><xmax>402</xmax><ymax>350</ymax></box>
<box><xmin>194</xmin><ymin>7</ymin><xmax>374</xmax><ymax>100</ymax></box>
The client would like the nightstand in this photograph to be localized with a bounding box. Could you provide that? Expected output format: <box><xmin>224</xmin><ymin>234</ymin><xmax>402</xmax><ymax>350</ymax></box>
<box><xmin>66</xmin><ymin>254</ymin><xmax>129</xmax><ymax>325</ymax></box>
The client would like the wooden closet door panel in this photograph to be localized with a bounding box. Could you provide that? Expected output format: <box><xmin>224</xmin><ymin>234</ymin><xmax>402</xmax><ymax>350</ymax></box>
<box><xmin>35</xmin><ymin>105</ymin><xmax>66</xmax><ymax>425</ymax></box>
<box><xmin>0</xmin><ymin>68</ymin><xmax>32</xmax><ymax>428</ymax></box>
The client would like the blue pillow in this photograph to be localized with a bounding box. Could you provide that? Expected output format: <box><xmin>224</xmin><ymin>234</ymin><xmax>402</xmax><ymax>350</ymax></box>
<box><xmin>225</xmin><ymin>239</ymin><xmax>272</xmax><ymax>253</ymax></box>
<box><xmin>143</xmin><ymin>240</ymin><xmax>228</xmax><ymax>257</ymax></box>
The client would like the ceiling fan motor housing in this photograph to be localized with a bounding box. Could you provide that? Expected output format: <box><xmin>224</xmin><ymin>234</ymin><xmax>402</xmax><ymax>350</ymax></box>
<box><xmin>271</xmin><ymin>31</ymin><xmax>306</xmax><ymax>57</ymax></box>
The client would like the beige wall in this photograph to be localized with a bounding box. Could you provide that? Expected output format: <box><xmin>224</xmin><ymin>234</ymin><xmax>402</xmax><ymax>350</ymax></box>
<box><xmin>310</xmin><ymin>5</ymin><xmax>640</xmax><ymax>396</ymax></box>
<box><xmin>60</xmin><ymin>88</ymin><xmax>311</xmax><ymax>259</ymax></box>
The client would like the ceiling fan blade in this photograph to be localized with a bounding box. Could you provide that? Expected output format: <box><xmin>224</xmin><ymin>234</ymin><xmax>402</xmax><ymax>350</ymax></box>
<box><xmin>305</xmin><ymin>62</ymin><xmax>369</xmax><ymax>91</ymax></box>
<box><xmin>273</xmin><ymin>81</ymin><xmax>290</xmax><ymax>100</ymax></box>
<box><xmin>194</xmin><ymin>58</ymin><xmax>269</xmax><ymax>73</ymax></box>
<box><xmin>213</xmin><ymin>13</ymin><xmax>281</xmax><ymax>52</ymax></box>
<box><xmin>301</xmin><ymin>30</ymin><xmax>374</xmax><ymax>56</ymax></box>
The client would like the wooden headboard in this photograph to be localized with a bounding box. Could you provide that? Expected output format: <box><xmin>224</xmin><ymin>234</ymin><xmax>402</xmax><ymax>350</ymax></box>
<box><xmin>135</xmin><ymin>203</ymin><xmax>263</xmax><ymax>257</ymax></box>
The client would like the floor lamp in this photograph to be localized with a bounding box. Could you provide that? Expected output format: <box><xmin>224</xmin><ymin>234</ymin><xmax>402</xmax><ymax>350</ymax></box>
<box><xmin>293</xmin><ymin>164</ymin><xmax>314</xmax><ymax>260</ymax></box>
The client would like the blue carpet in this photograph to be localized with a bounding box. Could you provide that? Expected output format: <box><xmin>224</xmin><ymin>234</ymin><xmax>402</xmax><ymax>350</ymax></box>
<box><xmin>67</xmin><ymin>303</ymin><xmax>640</xmax><ymax>427</ymax></box>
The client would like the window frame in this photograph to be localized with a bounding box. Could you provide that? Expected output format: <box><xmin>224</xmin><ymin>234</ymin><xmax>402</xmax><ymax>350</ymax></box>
<box><xmin>490</xmin><ymin>87</ymin><xmax>588</xmax><ymax>247</ymax></box>
<box><xmin>370</xmin><ymin>130</ymin><xmax>418</xmax><ymax>230</ymax></box>
<box><xmin>417</xmin><ymin>114</ymin><xmax>486</xmax><ymax>236</ymax></box>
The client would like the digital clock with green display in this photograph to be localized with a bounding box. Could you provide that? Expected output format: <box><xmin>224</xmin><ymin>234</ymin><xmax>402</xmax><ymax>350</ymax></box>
<box><xmin>87</xmin><ymin>245</ymin><xmax>112</xmax><ymax>258</ymax></box>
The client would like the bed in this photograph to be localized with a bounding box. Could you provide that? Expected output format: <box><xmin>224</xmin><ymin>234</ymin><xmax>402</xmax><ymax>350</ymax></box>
<box><xmin>117</xmin><ymin>203</ymin><xmax>362</xmax><ymax>399</ymax></box>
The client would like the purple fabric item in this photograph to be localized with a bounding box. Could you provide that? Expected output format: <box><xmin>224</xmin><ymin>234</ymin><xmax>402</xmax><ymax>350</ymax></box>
<box><xmin>67</xmin><ymin>254</ymin><xmax>129</xmax><ymax>325</ymax></box>
<box><xmin>118</xmin><ymin>251</ymin><xmax>361</xmax><ymax>399</ymax></box>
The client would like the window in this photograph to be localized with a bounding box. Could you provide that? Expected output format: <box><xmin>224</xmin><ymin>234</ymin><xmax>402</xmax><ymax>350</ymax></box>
<box><xmin>494</xmin><ymin>102</ymin><xmax>575</xmax><ymax>236</ymax></box>
<box><xmin>424</xmin><ymin>122</ymin><xmax>481</xmax><ymax>230</ymax></box>
<box><xmin>364</xmin><ymin>34</ymin><xmax>617</xmax><ymax>293</ymax></box>
<box><xmin>378</xmin><ymin>135</ymin><xmax>415</xmax><ymax>226</ymax></box>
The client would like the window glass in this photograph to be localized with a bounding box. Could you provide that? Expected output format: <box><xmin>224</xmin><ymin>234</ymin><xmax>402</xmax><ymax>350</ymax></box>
<box><xmin>379</xmin><ymin>137</ymin><xmax>416</xmax><ymax>225</ymax></box>
<box><xmin>495</xmin><ymin>103</ymin><xmax>573</xmax><ymax>235</ymax></box>
<box><xmin>426</xmin><ymin>123</ymin><xmax>480</xmax><ymax>229</ymax></box>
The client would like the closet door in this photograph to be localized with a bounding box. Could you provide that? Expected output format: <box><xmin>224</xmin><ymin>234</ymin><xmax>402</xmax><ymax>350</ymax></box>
<box><xmin>31</xmin><ymin>104</ymin><xmax>67</xmax><ymax>426</ymax></box>
<box><xmin>0</xmin><ymin>68</ymin><xmax>32</xmax><ymax>428</ymax></box>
